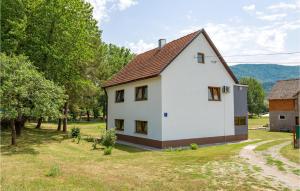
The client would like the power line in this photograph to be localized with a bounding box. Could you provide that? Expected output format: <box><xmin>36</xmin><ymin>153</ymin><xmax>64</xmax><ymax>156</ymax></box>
<box><xmin>202</xmin><ymin>51</ymin><xmax>300</xmax><ymax>58</ymax></box>
<box><xmin>222</xmin><ymin>51</ymin><xmax>300</xmax><ymax>57</ymax></box>
<box><xmin>226</xmin><ymin>61</ymin><xmax>300</xmax><ymax>64</ymax></box>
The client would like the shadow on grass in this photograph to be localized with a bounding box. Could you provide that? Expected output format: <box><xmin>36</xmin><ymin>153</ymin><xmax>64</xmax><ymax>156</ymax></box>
<box><xmin>1</xmin><ymin>127</ymin><xmax>69</xmax><ymax>156</ymax></box>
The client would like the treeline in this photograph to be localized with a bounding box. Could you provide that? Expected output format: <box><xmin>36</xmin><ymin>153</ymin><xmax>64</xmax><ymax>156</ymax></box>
<box><xmin>1</xmin><ymin>0</ymin><xmax>134</xmax><ymax>144</ymax></box>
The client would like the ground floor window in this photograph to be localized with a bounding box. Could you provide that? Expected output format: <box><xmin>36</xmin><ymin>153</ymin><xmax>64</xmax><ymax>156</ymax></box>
<box><xmin>235</xmin><ymin>116</ymin><xmax>247</xmax><ymax>126</ymax></box>
<box><xmin>279</xmin><ymin>115</ymin><xmax>286</xmax><ymax>120</ymax></box>
<box><xmin>115</xmin><ymin>119</ymin><xmax>124</xmax><ymax>131</ymax></box>
<box><xmin>135</xmin><ymin>120</ymin><xmax>148</xmax><ymax>134</ymax></box>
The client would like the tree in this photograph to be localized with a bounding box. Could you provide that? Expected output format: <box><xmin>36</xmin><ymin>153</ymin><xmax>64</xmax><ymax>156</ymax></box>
<box><xmin>1</xmin><ymin>0</ymin><xmax>103</xmax><ymax>131</ymax></box>
<box><xmin>0</xmin><ymin>53</ymin><xmax>66</xmax><ymax>145</ymax></box>
<box><xmin>239</xmin><ymin>77</ymin><xmax>265</xmax><ymax>116</ymax></box>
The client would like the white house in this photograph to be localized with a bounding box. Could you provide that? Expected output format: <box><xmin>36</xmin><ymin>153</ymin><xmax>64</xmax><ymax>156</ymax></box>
<box><xmin>103</xmin><ymin>29</ymin><xmax>248</xmax><ymax>148</ymax></box>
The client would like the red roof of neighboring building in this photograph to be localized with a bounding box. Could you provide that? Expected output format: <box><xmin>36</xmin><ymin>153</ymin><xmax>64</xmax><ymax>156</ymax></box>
<box><xmin>103</xmin><ymin>29</ymin><xmax>238</xmax><ymax>88</ymax></box>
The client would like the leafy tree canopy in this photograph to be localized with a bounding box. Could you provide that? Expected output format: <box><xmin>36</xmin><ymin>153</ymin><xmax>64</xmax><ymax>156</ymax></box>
<box><xmin>0</xmin><ymin>53</ymin><xmax>66</xmax><ymax>120</ymax></box>
<box><xmin>239</xmin><ymin>77</ymin><xmax>265</xmax><ymax>116</ymax></box>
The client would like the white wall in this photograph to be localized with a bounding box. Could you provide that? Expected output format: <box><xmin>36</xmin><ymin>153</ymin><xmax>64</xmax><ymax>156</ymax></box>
<box><xmin>106</xmin><ymin>77</ymin><xmax>162</xmax><ymax>140</ymax></box>
<box><xmin>161</xmin><ymin>33</ymin><xmax>236</xmax><ymax>141</ymax></box>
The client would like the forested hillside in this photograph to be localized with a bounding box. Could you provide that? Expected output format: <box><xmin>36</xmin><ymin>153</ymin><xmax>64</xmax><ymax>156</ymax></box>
<box><xmin>230</xmin><ymin>64</ymin><xmax>300</xmax><ymax>94</ymax></box>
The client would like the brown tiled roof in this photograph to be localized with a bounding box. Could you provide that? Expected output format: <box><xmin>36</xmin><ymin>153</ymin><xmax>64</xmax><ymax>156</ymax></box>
<box><xmin>268</xmin><ymin>78</ymin><xmax>300</xmax><ymax>100</ymax></box>
<box><xmin>103</xmin><ymin>29</ymin><xmax>238</xmax><ymax>88</ymax></box>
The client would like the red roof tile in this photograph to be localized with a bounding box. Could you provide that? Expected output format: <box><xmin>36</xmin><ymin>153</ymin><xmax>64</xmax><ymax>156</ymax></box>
<box><xmin>103</xmin><ymin>29</ymin><xmax>238</xmax><ymax>88</ymax></box>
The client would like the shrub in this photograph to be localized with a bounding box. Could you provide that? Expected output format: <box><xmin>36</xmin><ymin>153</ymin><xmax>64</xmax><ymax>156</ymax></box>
<box><xmin>71</xmin><ymin>127</ymin><xmax>80</xmax><ymax>138</ymax></box>
<box><xmin>46</xmin><ymin>164</ymin><xmax>60</xmax><ymax>177</ymax></box>
<box><xmin>92</xmin><ymin>138</ymin><xmax>99</xmax><ymax>149</ymax></box>
<box><xmin>101</xmin><ymin>129</ymin><xmax>117</xmax><ymax>148</ymax></box>
<box><xmin>190</xmin><ymin>143</ymin><xmax>198</xmax><ymax>150</ymax></box>
<box><xmin>103</xmin><ymin>146</ymin><xmax>112</xmax><ymax>155</ymax></box>
<box><xmin>76</xmin><ymin>134</ymin><xmax>81</xmax><ymax>144</ymax></box>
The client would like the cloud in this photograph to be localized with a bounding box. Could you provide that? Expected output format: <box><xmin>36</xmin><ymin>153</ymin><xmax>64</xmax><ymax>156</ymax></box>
<box><xmin>267</xmin><ymin>2</ymin><xmax>297</xmax><ymax>10</ymax></box>
<box><xmin>117</xmin><ymin>0</ymin><xmax>137</xmax><ymax>10</ymax></box>
<box><xmin>243</xmin><ymin>4</ymin><xmax>256</xmax><ymax>11</ymax></box>
<box><xmin>85</xmin><ymin>0</ymin><xmax>138</xmax><ymax>25</ymax></box>
<box><xmin>86</xmin><ymin>0</ymin><xmax>109</xmax><ymax>24</ymax></box>
<box><xmin>179</xmin><ymin>19</ymin><xmax>300</xmax><ymax>65</ymax></box>
<box><xmin>257</xmin><ymin>13</ymin><xmax>287</xmax><ymax>21</ymax></box>
<box><xmin>127</xmin><ymin>40</ymin><xmax>156</xmax><ymax>54</ymax></box>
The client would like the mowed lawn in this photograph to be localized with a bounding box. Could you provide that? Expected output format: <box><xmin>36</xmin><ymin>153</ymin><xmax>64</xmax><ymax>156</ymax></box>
<box><xmin>0</xmin><ymin>120</ymin><xmax>296</xmax><ymax>191</ymax></box>
<box><xmin>248</xmin><ymin>116</ymin><xmax>269</xmax><ymax>129</ymax></box>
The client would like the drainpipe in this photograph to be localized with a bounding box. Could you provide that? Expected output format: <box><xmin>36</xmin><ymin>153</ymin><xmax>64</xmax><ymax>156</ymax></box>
<box><xmin>103</xmin><ymin>88</ymin><xmax>108</xmax><ymax>130</ymax></box>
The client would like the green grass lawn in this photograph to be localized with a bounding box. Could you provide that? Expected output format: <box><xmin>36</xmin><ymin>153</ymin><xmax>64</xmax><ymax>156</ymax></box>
<box><xmin>248</xmin><ymin>116</ymin><xmax>269</xmax><ymax>129</ymax></box>
<box><xmin>280</xmin><ymin>143</ymin><xmax>300</xmax><ymax>164</ymax></box>
<box><xmin>0</xmin><ymin>122</ymin><xmax>294</xmax><ymax>191</ymax></box>
<box><xmin>254</xmin><ymin>140</ymin><xmax>289</xmax><ymax>151</ymax></box>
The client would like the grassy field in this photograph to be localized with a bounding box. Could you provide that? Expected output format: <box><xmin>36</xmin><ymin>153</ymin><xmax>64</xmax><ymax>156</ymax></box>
<box><xmin>280</xmin><ymin>143</ymin><xmax>300</xmax><ymax>164</ymax></box>
<box><xmin>0</xmin><ymin>121</ymin><xmax>296</xmax><ymax>191</ymax></box>
<box><xmin>248</xmin><ymin>116</ymin><xmax>269</xmax><ymax>129</ymax></box>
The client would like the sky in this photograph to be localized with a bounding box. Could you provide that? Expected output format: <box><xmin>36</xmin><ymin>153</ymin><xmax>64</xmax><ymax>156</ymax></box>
<box><xmin>86</xmin><ymin>0</ymin><xmax>300</xmax><ymax>66</ymax></box>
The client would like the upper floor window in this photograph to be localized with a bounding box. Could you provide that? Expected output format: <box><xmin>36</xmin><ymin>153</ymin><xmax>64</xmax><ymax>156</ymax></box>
<box><xmin>197</xmin><ymin>52</ymin><xmax>205</xmax><ymax>63</ymax></box>
<box><xmin>115</xmin><ymin>90</ymin><xmax>124</xmax><ymax>103</ymax></box>
<box><xmin>135</xmin><ymin>120</ymin><xmax>148</xmax><ymax>134</ymax></box>
<box><xmin>135</xmin><ymin>86</ymin><xmax>148</xmax><ymax>101</ymax></box>
<box><xmin>115</xmin><ymin>119</ymin><xmax>124</xmax><ymax>131</ymax></box>
<box><xmin>208</xmin><ymin>87</ymin><xmax>221</xmax><ymax>101</ymax></box>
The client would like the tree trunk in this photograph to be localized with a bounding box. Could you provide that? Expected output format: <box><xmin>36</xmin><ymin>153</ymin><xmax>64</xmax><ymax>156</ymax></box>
<box><xmin>36</xmin><ymin>117</ymin><xmax>42</xmax><ymax>129</ymax></box>
<box><xmin>63</xmin><ymin>102</ymin><xmax>68</xmax><ymax>132</ymax></box>
<box><xmin>15</xmin><ymin>120</ymin><xmax>22</xmax><ymax>136</ymax></box>
<box><xmin>57</xmin><ymin>118</ymin><xmax>62</xmax><ymax>131</ymax></box>
<box><xmin>86</xmin><ymin>110</ymin><xmax>90</xmax><ymax>121</ymax></box>
<box><xmin>11</xmin><ymin>119</ymin><xmax>16</xmax><ymax>145</ymax></box>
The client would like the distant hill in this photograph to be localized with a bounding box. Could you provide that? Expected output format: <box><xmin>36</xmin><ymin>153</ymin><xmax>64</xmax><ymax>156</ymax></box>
<box><xmin>230</xmin><ymin>64</ymin><xmax>300</xmax><ymax>95</ymax></box>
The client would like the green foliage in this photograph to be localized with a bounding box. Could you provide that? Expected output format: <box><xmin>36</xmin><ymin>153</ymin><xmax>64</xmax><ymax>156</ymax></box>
<box><xmin>190</xmin><ymin>143</ymin><xmax>198</xmax><ymax>150</ymax></box>
<box><xmin>239</xmin><ymin>77</ymin><xmax>265</xmax><ymax>115</ymax></box>
<box><xmin>103</xmin><ymin>146</ymin><xmax>112</xmax><ymax>155</ymax></box>
<box><xmin>70</xmin><ymin>127</ymin><xmax>80</xmax><ymax>138</ymax></box>
<box><xmin>101</xmin><ymin>129</ymin><xmax>117</xmax><ymax>148</ymax></box>
<box><xmin>0</xmin><ymin>53</ymin><xmax>66</xmax><ymax>120</ymax></box>
<box><xmin>76</xmin><ymin>135</ymin><xmax>81</xmax><ymax>144</ymax></box>
<box><xmin>46</xmin><ymin>164</ymin><xmax>60</xmax><ymax>177</ymax></box>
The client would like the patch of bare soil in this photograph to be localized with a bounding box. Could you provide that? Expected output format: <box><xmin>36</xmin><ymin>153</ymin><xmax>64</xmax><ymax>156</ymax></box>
<box><xmin>240</xmin><ymin>141</ymin><xmax>300</xmax><ymax>190</ymax></box>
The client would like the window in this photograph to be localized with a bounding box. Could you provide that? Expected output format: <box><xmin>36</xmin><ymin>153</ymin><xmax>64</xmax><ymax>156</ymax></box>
<box><xmin>135</xmin><ymin>120</ymin><xmax>148</xmax><ymax>134</ymax></box>
<box><xmin>115</xmin><ymin>119</ymin><xmax>124</xmax><ymax>131</ymax></box>
<box><xmin>115</xmin><ymin>90</ymin><xmax>124</xmax><ymax>103</ymax></box>
<box><xmin>208</xmin><ymin>87</ymin><xmax>221</xmax><ymax>101</ymax></box>
<box><xmin>279</xmin><ymin>115</ymin><xmax>286</xmax><ymax>120</ymax></box>
<box><xmin>135</xmin><ymin>86</ymin><xmax>148</xmax><ymax>101</ymax></box>
<box><xmin>235</xmin><ymin>116</ymin><xmax>247</xmax><ymax>126</ymax></box>
<box><xmin>197</xmin><ymin>52</ymin><xmax>205</xmax><ymax>63</ymax></box>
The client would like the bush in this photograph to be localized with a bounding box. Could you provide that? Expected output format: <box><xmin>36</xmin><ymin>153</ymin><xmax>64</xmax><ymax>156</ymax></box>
<box><xmin>71</xmin><ymin>127</ymin><xmax>80</xmax><ymax>138</ymax></box>
<box><xmin>92</xmin><ymin>138</ymin><xmax>99</xmax><ymax>149</ymax></box>
<box><xmin>101</xmin><ymin>128</ymin><xmax>117</xmax><ymax>148</ymax></box>
<box><xmin>76</xmin><ymin>134</ymin><xmax>81</xmax><ymax>144</ymax></box>
<box><xmin>103</xmin><ymin>146</ymin><xmax>112</xmax><ymax>155</ymax></box>
<box><xmin>190</xmin><ymin>143</ymin><xmax>198</xmax><ymax>150</ymax></box>
<box><xmin>46</xmin><ymin>164</ymin><xmax>60</xmax><ymax>177</ymax></box>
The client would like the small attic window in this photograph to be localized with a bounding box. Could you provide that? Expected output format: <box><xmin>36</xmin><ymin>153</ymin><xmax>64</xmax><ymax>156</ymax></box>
<box><xmin>197</xmin><ymin>52</ymin><xmax>205</xmax><ymax>63</ymax></box>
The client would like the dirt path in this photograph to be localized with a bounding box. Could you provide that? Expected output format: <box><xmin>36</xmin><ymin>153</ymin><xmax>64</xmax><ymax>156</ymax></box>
<box><xmin>266</xmin><ymin>141</ymin><xmax>299</xmax><ymax>169</ymax></box>
<box><xmin>240</xmin><ymin>141</ymin><xmax>300</xmax><ymax>190</ymax></box>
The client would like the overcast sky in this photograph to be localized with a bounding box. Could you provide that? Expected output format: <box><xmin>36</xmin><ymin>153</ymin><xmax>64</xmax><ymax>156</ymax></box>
<box><xmin>86</xmin><ymin>0</ymin><xmax>300</xmax><ymax>66</ymax></box>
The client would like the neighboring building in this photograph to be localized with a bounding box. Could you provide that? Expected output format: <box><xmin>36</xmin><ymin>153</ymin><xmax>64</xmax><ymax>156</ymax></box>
<box><xmin>103</xmin><ymin>29</ymin><xmax>248</xmax><ymax>148</ymax></box>
<box><xmin>268</xmin><ymin>78</ymin><xmax>300</xmax><ymax>132</ymax></box>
